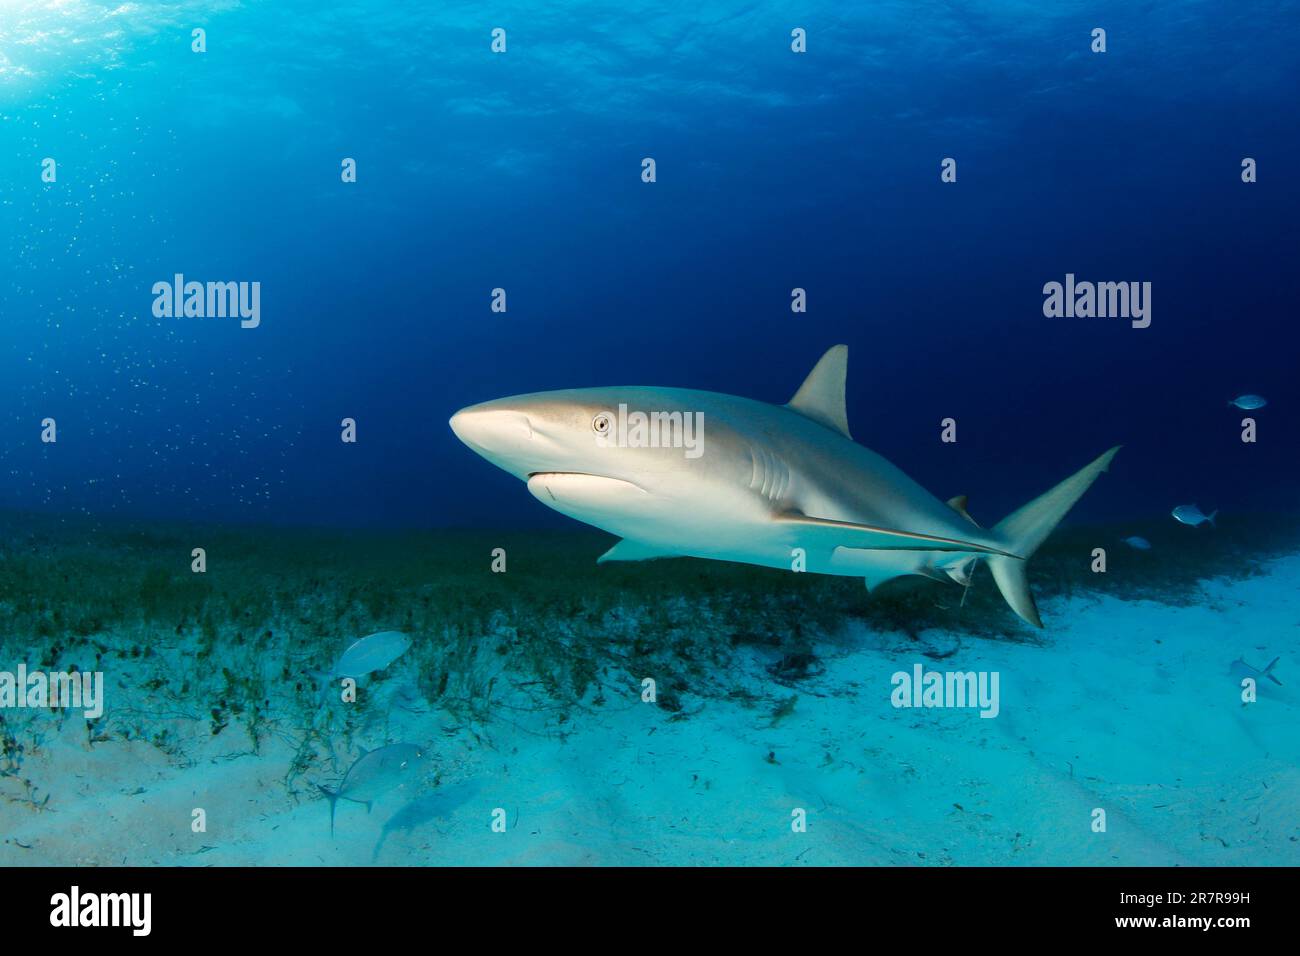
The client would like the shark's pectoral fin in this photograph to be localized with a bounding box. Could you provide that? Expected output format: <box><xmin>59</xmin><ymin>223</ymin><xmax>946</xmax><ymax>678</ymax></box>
<box><xmin>597</xmin><ymin>539</ymin><xmax>677</xmax><ymax>563</ymax></box>
<box><xmin>775</xmin><ymin>511</ymin><xmax>1014</xmax><ymax>556</ymax></box>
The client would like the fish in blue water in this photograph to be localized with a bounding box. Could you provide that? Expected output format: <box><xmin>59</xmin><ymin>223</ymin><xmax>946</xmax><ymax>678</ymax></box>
<box><xmin>317</xmin><ymin>743</ymin><xmax>425</xmax><ymax>835</ymax></box>
<box><xmin>331</xmin><ymin>631</ymin><xmax>411</xmax><ymax>679</ymax></box>
<box><xmin>372</xmin><ymin>779</ymin><xmax>483</xmax><ymax>861</ymax></box>
<box><xmin>1227</xmin><ymin>394</ymin><xmax>1267</xmax><ymax>410</ymax></box>
<box><xmin>1122</xmin><ymin>536</ymin><xmax>1152</xmax><ymax>550</ymax></box>
<box><xmin>1228</xmin><ymin>656</ymin><xmax>1282</xmax><ymax>687</ymax></box>
<box><xmin>1171</xmin><ymin>505</ymin><xmax>1216</xmax><ymax>528</ymax></box>
<box><xmin>450</xmin><ymin>345</ymin><xmax>1118</xmax><ymax>628</ymax></box>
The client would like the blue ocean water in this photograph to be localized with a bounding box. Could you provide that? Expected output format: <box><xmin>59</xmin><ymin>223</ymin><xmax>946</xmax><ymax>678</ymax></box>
<box><xmin>1</xmin><ymin>2</ymin><xmax>1299</xmax><ymax>870</ymax></box>
<box><xmin>2</xmin><ymin>1</ymin><xmax>1297</xmax><ymax>529</ymax></box>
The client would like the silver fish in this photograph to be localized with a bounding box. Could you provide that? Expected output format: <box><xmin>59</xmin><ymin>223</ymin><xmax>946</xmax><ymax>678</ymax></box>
<box><xmin>1172</xmin><ymin>505</ymin><xmax>1216</xmax><ymax>528</ymax></box>
<box><xmin>1228</xmin><ymin>656</ymin><xmax>1282</xmax><ymax>687</ymax></box>
<box><xmin>1227</xmin><ymin>394</ymin><xmax>1267</xmax><ymax>410</ymax></box>
<box><xmin>1122</xmin><ymin>536</ymin><xmax>1151</xmax><ymax>550</ymax></box>
<box><xmin>372</xmin><ymin>779</ymin><xmax>482</xmax><ymax>861</ymax></box>
<box><xmin>332</xmin><ymin>630</ymin><xmax>411</xmax><ymax>679</ymax></box>
<box><xmin>317</xmin><ymin>742</ymin><xmax>425</xmax><ymax>835</ymax></box>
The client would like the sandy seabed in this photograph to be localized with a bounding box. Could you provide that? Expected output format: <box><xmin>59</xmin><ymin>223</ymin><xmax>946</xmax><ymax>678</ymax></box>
<box><xmin>2</xmin><ymin>555</ymin><xmax>1298</xmax><ymax>867</ymax></box>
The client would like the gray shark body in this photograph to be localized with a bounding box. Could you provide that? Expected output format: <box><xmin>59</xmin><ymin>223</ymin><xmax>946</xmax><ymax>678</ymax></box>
<box><xmin>451</xmin><ymin>346</ymin><xmax>1118</xmax><ymax>627</ymax></box>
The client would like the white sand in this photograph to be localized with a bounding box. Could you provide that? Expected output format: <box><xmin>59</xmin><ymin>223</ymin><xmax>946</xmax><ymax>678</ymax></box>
<box><xmin>3</xmin><ymin>555</ymin><xmax>1297</xmax><ymax>866</ymax></box>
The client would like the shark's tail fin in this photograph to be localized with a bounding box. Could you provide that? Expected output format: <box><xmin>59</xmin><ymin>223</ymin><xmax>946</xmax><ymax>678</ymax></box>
<box><xmin>986</xmin><ymin>447</ymin><xmax>1121</xmax><ymax>628</ymax></box>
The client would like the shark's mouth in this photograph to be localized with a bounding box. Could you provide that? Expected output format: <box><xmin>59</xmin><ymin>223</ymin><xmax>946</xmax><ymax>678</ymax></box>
<box><xmin>527</xmin><ymin>471</ymin><xmax>642</xmax><ymax>484</ymax></box>
<box><xmin>526</xmin><ymin>472</ymin><xmax>650</xmax><ymax>508</ymax></box>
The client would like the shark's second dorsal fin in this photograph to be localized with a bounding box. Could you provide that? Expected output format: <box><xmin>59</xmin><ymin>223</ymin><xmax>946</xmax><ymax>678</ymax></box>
<box><xmin>787</xmin><ymin>345</ymin><xmax>851</xmax><ymax>439</ymax></box>
<box><xmin>946</xmin><ymin>495</ymin><xmax>981</xmax><ymax>528</ymax></box>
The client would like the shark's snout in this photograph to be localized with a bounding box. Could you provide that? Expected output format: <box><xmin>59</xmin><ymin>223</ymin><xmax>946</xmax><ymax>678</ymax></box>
<box><xmin>449</xmin><ymin>405</ymin><xmax>533</xmax><ymax>452</ymax></box>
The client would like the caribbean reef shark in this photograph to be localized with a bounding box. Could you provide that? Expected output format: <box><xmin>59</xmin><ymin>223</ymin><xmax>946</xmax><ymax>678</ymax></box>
<box><xmin>450</xmin><ymin>346</ymin><xmax>1118</xmax><ymax>627</ymax></box>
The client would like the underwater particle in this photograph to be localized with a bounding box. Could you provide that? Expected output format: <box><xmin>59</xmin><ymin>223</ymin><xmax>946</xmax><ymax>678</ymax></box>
<box><xmin>317</xmin><ymin>742</ymin><xmax>425</xmax><ymax>836</ymax></box>
<box><xmin>1171</xmin><ymin>505</ymin><xmax>1217</xmax><ymax>528</ymax></box>
<box><xmin>328</xmin><ymin>631</ymin><xmax>412</xmax><ymax>680</ymax></box>
<box><xmin>1227</xmin><ymin>394</ymin><xmax>1267</xmax><ymax>410</ymax></box>
<box><xmin>1121</xmin><ymin>536</ymin><xmax>1152</xmax><ymax>550</ymax></box>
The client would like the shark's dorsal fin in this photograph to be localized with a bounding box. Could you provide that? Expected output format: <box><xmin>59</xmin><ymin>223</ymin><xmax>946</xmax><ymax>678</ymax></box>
<box><xmin>946</xmin><ymin>495</ymin><xmax>981</xmax><ymax>527</ymax></box>
<box><xmin>787</xmin><ymin>345</ymin><xmax>851</xmax><ymax>439</ymax></box>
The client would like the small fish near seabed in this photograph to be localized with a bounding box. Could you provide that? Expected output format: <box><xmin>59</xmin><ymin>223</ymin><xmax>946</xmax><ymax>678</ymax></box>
<box><xmin>1172</xmin><ymin>505</ymin><xmax>1217</xmax><ymax>528</ymax></box>
<box><xmin>1229</xmin><ymin>656</ymin><xmax>1283</xmax><ymax>688</ymax></box>
<box><xmin>372</xmin><ymin>779</ymin><xmax>483</xmax><ymax>862</ymax></box>
<box><xmin>317</xmin><ymin>742</ymin><xmax>426</xmax><ymax>835</ymax></box>
<box><xmin>1122</xmin><ymin>536</ymin><xmax>1152</xmax><ymax>550</ymax></box>
<box><xmin>1227</xmin><ymin>394</ymin><xmax>1267</xmax><ymax>410</ymax></box>
<box><xmin>331</xmin><ymin>630</ymin><xmax>411</xmax><ymax>679</ymax></box>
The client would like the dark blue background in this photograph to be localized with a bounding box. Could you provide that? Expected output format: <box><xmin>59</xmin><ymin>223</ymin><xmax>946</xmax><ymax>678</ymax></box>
<box><xmin>1</xmin><ymin>3</ymin><xmax>1296</xmax><ymax>529</ymax></box>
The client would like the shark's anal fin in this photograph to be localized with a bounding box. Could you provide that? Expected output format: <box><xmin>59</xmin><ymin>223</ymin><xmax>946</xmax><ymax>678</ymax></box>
<box><xmin>774</xmin><ymin>511</ymin><xmax>1015</xmax><ymax>556</ymax></box>
<box><xmin>786</xmin><ymin>345</ymin><xmax>852</xmax><ymax>439</ymax></box>
<box><xmin>597</xmin><ymin>539</ymin><xmax>676</xmax><ymax>563</ymax></box>
<box><xmin>943</xmin><ymin>554</ymin><xmax>977</xmax><ymax>586</ymax></box>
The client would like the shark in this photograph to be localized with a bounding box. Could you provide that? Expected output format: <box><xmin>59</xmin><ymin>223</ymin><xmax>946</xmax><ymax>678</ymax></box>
<box><xmin>449</xmin><ymin>345</ymin><xmax>1119</xmax><ymax>627</ymax></box>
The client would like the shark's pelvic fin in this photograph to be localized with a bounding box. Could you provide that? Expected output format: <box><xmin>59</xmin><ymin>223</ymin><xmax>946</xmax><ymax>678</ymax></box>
<box><xmin>986</xmin><ymin>446</ymin><xmax>1121</xmax><ymax>628</ymax></box>
<box><xmin>786</xmin><ymin>344</ymin><xmax>852</xmax><ymax>439</ymax></box>
<box><xmin>776</xmin><ymin>511</ymin><xmax>1014</xmax><ymax>556</ymax></box>
<box><xmin>946</xmin><ymin>495</ymin><xmax>981</xmax><ymax>527</ymax></box>
<box><xmin>597</xmin><ymin>539</ymin><xmax>676</xmax><ymax>563</ymax></box>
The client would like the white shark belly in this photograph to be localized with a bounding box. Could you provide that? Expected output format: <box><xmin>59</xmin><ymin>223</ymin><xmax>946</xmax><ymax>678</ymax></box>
<box><xmin>526</xmin><ymin>470</ymin><xmax>769</xmax><ymax>551</ymax></box>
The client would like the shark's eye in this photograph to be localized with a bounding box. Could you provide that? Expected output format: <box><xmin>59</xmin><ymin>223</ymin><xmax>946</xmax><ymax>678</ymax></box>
<box><xmin>592</xmin><ymin>413</ymin><xmax>612</xmax><ymax>436</ymax></box>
